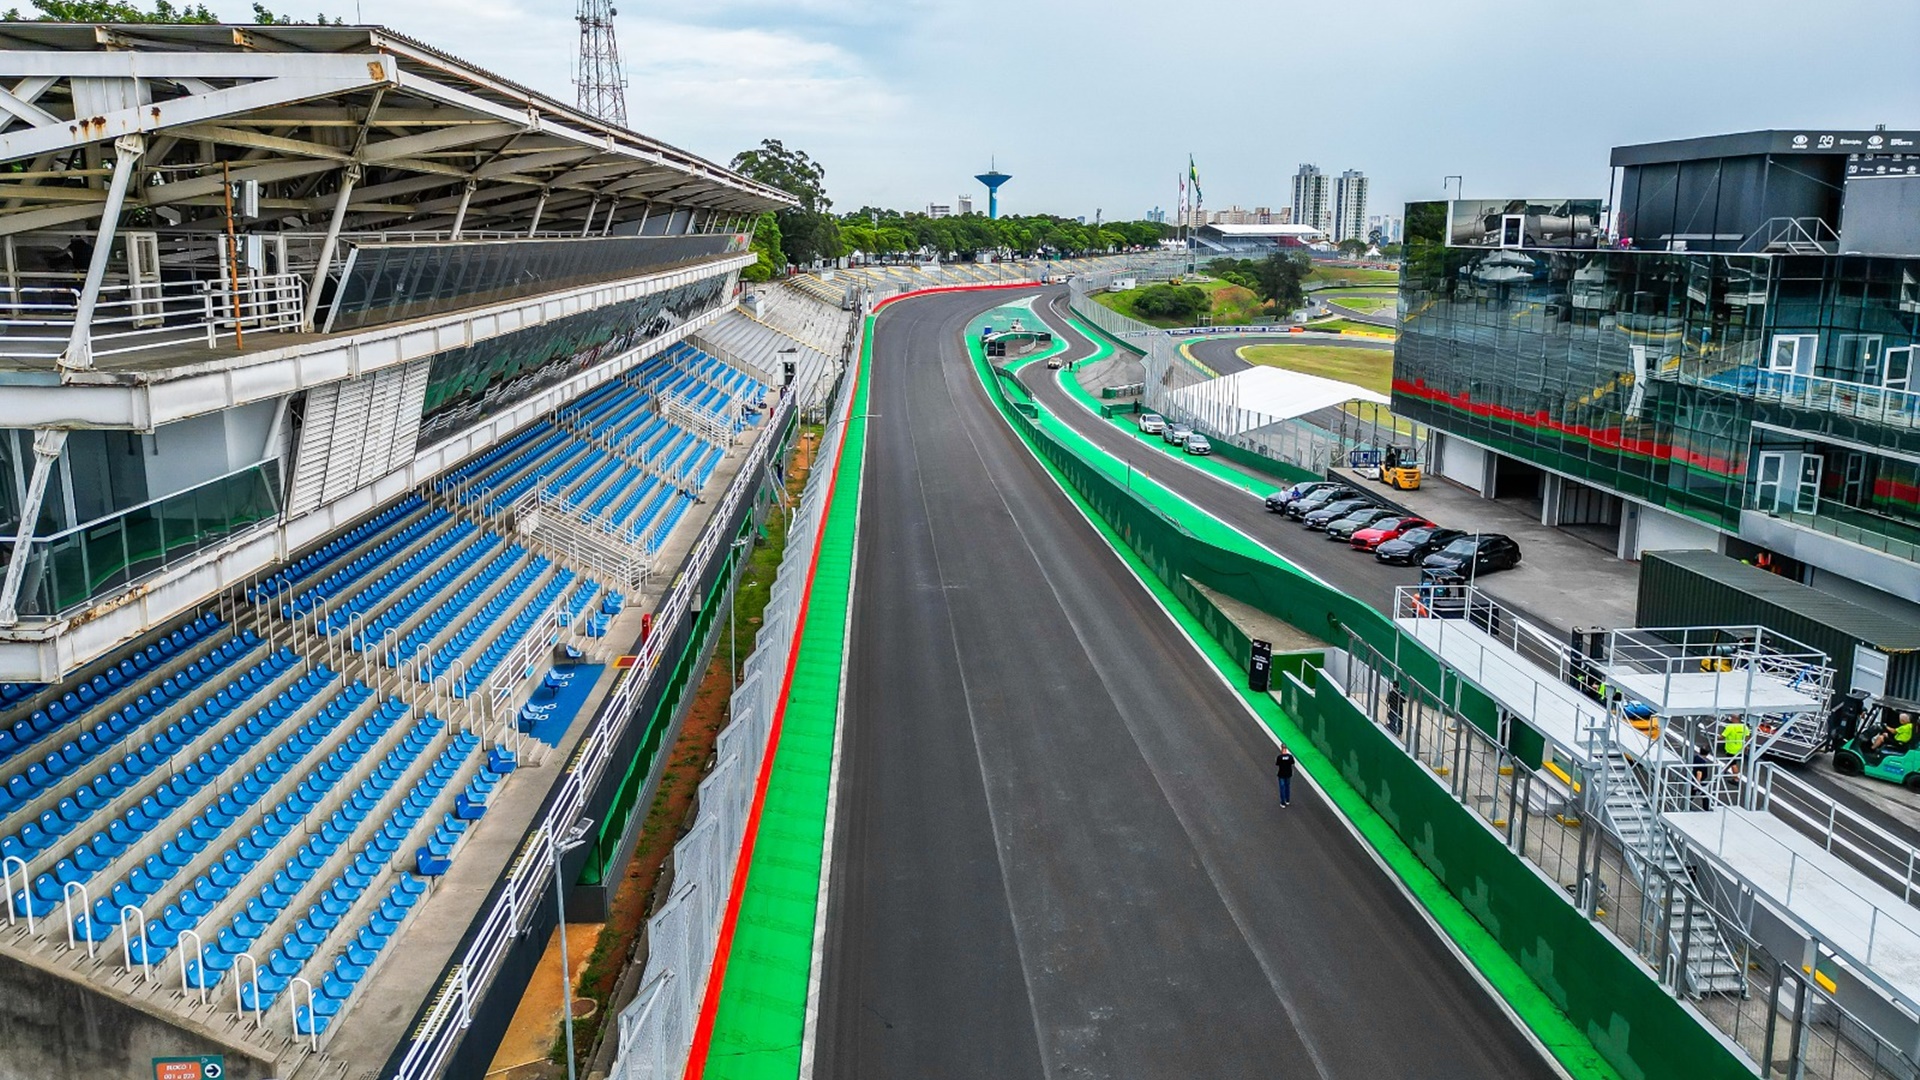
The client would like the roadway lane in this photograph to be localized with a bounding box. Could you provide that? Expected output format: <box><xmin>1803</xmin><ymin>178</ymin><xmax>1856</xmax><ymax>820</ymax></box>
<box><xmin>1189</xmin><ymin>332</ymin><xmax>1392</xmax><ymax>377</ymax></box>
<box><xmin>813</xmin><ymin>289</ymin><xmax>1552</xmax><ymax>1079</ymax></box>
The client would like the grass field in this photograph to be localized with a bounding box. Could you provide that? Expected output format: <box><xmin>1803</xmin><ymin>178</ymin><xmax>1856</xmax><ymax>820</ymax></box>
<box><xmin>1308</xmin><ymin>265</ymin><xmax>1400</xmax><ymax>287</ymax></box>
<box><xmin>1095</xmin><ymin>278</ymin><xmax>1272</xmax><ymax>327</ymax></box>
<box><xmin>1326</xmin><ymin>295</ymin><xmax>1395</xmax><ymax>315</ymax></box>
<box><xmin>1238</xmin><ymin>343</ymin><xmax>1394</xmax><ymax>395</ymax></box>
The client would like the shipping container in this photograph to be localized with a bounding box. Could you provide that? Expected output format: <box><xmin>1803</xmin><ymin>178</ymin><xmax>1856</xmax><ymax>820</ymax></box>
<box><xmin>1638</xmin><ymin>550</ymin><xmax>1920</xmax><ymax>700</ymax></box>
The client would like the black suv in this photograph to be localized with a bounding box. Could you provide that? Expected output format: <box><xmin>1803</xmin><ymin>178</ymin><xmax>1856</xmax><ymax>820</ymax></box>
<box><xmin>1422</xmin><ymin>533</ymin><xmax>1523</xmax><ymax>575</ymax></box>
<box><xmin>1374</xmin><ymin>526</ymin><xmax>1464</xmax><ymax>565</ymax></box>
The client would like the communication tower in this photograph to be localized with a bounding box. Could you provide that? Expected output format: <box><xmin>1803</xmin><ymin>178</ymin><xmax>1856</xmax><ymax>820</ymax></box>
<box><xmin>575</xmin><ymin>0</ymin><xmax>629</xmax><ymax>127</ymax></box>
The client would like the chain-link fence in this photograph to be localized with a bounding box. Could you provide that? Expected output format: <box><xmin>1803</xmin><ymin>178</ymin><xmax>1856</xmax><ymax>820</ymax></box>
<box><xmin>1338</xmin><ymin>631</ymin><xmax>1919</xmax><ymax>1080</ymax></box>
<box><xmin>604</xmin><ymin>315</ymin><xmax>860</xmax><ymax>1080</ymax></box>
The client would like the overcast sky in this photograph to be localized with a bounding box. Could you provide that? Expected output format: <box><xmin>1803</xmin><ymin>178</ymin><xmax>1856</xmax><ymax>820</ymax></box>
<box><xmin>239</xmin><ymin>0</ymin><xmax>1918</xmax><ymax>221</ymax></box>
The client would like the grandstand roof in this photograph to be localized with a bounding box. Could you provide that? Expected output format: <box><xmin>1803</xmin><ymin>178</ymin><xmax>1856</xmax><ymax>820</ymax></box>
<box><xmin>0</xmin><ymin>22</ymin><xmax>794</xmax><ymax>236</ymax></box>
<box><xmin>1197</xmin><ymin>223</ymin><xmax>1328</xmax><ymax>239</ymax></box>
<box><xmin>1162</xmin><ymin>366</ymin><xmax>1386</xmax><ymax>435</ymax></box>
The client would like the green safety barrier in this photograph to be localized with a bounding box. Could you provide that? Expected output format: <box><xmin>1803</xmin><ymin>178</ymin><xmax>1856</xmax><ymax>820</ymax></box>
<box><xmin>1278</xmin><ymin>669</ymin><xmax>1750</xmax><ymax>1080</ymax></box>
<box><xmin>971</xmin><ymin>327</ymin><xmax>1751</xmax><ymax>1080</ymax></box>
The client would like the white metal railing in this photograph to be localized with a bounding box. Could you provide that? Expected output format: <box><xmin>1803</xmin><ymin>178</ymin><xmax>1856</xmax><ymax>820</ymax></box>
<box><xmin>389</xmin><ymin>385</ymin><xmax>798</xmax><ymax>1080</ymax></box>
<box><xmin>0</xmin><ymin>274</ymin><xmax>304</xmax><ymax>361</ymax></box>
<box><xmin>1753</xmin><ymin>370</ymin><xmax>1920</xmax><ymax>430</ymax></box>
<box><xmin>1760</xmin><ymin>764</ymin><xmax>1920</xmax><ymax>907</ymax></box>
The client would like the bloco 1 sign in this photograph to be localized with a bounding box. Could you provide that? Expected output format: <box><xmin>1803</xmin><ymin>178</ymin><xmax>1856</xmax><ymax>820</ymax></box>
<box><xmin>152</xmin><ymin>1056</ymin><xmax>224</xmax><ymax>1080</ymax></box>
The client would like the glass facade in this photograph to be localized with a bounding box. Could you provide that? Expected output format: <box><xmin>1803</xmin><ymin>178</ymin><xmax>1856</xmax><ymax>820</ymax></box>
<box><xmin>418</xmin><ymin>274</ymin><xmax>730</xmax><ymax>443</ymax></box>
<box><xmin>1396</xmin><ymin>201</ymin><xmax>1920</xmax><ymax>555</ymax></box>
<box><xmin>325</xmin><ymin>232</ymin><xmax>744</xmax><ymax>333</ymax></box>
<box><xmin>2</xmin><ymin>458</ymin><xmax>282</xmax><ymax>618</ymax></box>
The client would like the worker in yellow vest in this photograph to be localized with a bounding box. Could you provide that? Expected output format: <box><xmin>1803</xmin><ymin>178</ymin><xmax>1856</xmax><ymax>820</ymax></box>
<box><xmin>1721</xmin><ymin>718</ymin><xmax>1750</xmax><ymax>757</ymax></box>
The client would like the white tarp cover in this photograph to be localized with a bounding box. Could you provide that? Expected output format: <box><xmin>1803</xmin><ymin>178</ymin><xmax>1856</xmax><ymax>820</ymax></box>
<box><xmin>1161</xmin><ymin>365</ymin><xmax>1388</xmax><ymax>436</ymax></box>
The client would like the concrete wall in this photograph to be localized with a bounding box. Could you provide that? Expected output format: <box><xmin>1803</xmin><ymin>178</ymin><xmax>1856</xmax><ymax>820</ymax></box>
<box><xmin>0</xmin><ymin>948</ymin><xmax>280</xmax><ymax>1080</ymax></box>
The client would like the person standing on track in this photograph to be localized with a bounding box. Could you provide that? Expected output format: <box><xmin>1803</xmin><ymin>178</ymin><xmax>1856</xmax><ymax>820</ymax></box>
<box><xmin>1275</xmin><ymin>745</ymin><xmax>1295</xmax><ymax>807</ymax></box>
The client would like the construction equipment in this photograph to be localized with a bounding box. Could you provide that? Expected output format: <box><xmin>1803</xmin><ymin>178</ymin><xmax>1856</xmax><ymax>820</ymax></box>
<box><xmin>1832</xmin><ymin>694</ymin><xmax>1920</xmax><ymax>790</ymax></box>
<box><xmin>1377</xmin><ymin>444</ymin><xmax>1422</xmax><ymax>490</ymax></box>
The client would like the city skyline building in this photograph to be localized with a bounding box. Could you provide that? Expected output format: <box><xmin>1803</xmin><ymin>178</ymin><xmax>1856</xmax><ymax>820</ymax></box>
<box><xmin>1291</xmin><ymin>163</ymin><xmax>1331</xmax><ymax>233</ymax></box>
<box><xmin>1333</xmin><ymin>168</ymin><xmax>1369</xmax><ymax>243</ymax></box>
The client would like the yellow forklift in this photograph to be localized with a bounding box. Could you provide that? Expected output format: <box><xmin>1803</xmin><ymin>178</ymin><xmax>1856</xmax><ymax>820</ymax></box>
<box><xmin>1376</xmin><ymin>445</ymin><xmax>1423</xmax><ymax>491</ymax></box>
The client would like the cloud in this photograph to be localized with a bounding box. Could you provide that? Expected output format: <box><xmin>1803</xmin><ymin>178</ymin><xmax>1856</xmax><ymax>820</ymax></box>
<box><xmin>620</xmin><ymin>20</ymin><xmax>904</xmax><ymax>147</ymax></box>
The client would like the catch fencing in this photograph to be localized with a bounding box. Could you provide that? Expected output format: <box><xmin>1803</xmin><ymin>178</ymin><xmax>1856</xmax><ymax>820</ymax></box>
<box><xmin>605</xmin><ymin>315</ymin><xmax>861</xmax><ymax>1080</ymax></box>
<box><xmin>1065</xmin><ymin>275</ymin><xmax>1378</xmax><ymax>477</ymax></box>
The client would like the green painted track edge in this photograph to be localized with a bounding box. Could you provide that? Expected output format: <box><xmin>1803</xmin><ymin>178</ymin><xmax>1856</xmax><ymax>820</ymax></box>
<box><xmin>968</xmin><ymin>317</ymin><xmax>1621</xmax><ymax>1080</ymax></box>
<box><xmin>701</xmin><ymin>321</ymin><xmax>872</xmax><ymax>1076</ymax></box>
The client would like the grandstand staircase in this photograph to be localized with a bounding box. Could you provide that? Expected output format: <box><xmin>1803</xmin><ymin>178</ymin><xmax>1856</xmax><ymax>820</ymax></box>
<box><xmin>1587</xmin><ymin>740</ymin><xmax>1746</xmax><ymax>997</ymax></box>
<box><xmin>742</xmin><ymin>305</ymin><xmax>838</xmax><ymax>357</ymax></box>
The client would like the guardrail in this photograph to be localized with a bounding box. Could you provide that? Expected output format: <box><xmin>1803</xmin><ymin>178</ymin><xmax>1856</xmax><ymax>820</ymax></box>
<box><xmin>0</xmin><ymin>274</ymin><xmax>305</xmax><ymax>362</ymax></box>
<box><xmin>390</xmin><ymin>385</ymin><xmax>797</xmax><ymax>1080</ymax></box>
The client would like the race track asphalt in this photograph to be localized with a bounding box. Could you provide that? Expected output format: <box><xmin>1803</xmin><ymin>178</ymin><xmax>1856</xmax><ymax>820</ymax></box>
<box><xmin>811</xmin><ymin>289</ymin><xmax>1554</xmax><ymax>1080</ymax></box>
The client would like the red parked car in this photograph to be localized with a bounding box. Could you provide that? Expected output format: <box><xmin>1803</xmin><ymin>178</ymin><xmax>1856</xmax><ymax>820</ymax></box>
<box><xmin>1349</xmin><ymin>515</ymin><xmax>1434</xmax><ymax>552</ymax></box>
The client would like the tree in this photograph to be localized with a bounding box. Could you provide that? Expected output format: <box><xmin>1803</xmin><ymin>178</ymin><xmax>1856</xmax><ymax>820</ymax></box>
<box><xmin>730</xmin><ymin>139</ymin><xmax>829</xmax><ymax>213</ymax></box>
<box><xmin>742</xmin><ymin>212</ymin><xmax>783</xmax><ymax>282</ymax></box>
<box><xmin>1132</xmin><ymin>283</ymin><xmax>1207</xmax><ymax>321</ymax></box>
<box><xmin>4</xmin><ymin>0</ymin><xmax>339</xmax><ymax>21</ymax></box>
<box><xmin>1337</xmin><ymin>238</ymin><xmax>1369</xmax><ymax>257</ymax></box>
<box><xmin>1251</xmin><ymin>250</ymin><xmax>1313</xmax><ymax>311</ymax></box>
<box><xmin>730</xmin><ymin>139</ymin><xmax>843</xmax><ymax>266</ymax></box>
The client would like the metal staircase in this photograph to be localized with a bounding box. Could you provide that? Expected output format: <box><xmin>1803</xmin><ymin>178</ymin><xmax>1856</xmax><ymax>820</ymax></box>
<box><xmin>1589</xmin><ymin>744</ymin><xmax>1746</xmax><ymax>996</ymax></box>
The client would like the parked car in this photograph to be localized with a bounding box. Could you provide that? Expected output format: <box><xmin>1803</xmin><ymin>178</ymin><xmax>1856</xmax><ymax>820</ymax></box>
<box><xmin>1266</xmin><ymin>480</ymin><xmax>1338</xmax><ymax>513</ymax></box>
<box><xmin>1350</xmin><ymin>516</ymin><xmax>1435</xmax><ymax>552</ymax></box>
<box><xmin>1285</xmin><ymin>485</ymin><xmax>1359</xmax><ymax>519</ymax></box>
<box><xmin>1374</xmin><ymin>526</ymin><xmax>1462</xmax><ymax>565</ymax></box>
<box><xmin>1184</xmin><ymin>434</ymin><xmax>1212</xmax><ymax>456</ymax></box>
<box><xmin>1139</xmin><ymin>413</ymin><xmax>1165</xmax><ymax>435</ymax></box>
<box><xmin>1302</xmin><ymin>498</ymin><xmax>1374</xmax><ymax>531</ymax></box>
<box><xmin>1163</xmin><ymin>423</ymin><xmax>1193</xmax><ymax>446</ymax></box>
<box><xmin>1422</xmin><ymin>533</ymin><xmax>1523</xmax><ymax>575</ymax></box>
<box><xmin>1324</xmin><ymin>507</ymin><xmax>1404</xmax><ymax>542</ymax></box>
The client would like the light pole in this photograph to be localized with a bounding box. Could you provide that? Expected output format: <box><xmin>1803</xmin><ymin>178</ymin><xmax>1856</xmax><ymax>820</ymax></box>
<box><xmin>553</xmin><ymin>816</ymin><xmax>593</xmax><ymax>1080</ymax></box>
<box><xmin>729</xmin><ymin>537</ymin><xmax>751</xmax><ymax>686</ymax></box>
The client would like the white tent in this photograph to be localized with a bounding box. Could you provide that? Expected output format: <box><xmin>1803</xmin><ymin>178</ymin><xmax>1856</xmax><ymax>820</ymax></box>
<box><xmin>1161</xmin><ymin>366</ymin><xmax>1387</xmax><ymax>436</ymax></box>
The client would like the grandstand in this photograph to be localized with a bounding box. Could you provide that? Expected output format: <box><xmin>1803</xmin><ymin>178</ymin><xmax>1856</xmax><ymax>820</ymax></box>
<box><xmin>0</xmin><ymin>21</ymin><xmax>800</xmax><ymax>1079</ymax></box>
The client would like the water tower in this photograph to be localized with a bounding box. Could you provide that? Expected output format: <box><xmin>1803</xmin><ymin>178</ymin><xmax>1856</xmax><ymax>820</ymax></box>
<box><xmin>974</xmin><ymin>161</ymin><xmax>1011</xmax><ymax>219</ymax></box>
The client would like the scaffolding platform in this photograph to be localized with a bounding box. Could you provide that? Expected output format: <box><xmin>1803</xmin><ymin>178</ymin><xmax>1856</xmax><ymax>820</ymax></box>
<box><xmin>1394</xmin><ymin>589</ymin><xmax>1653</xmax><ymax>764</ymax></box>
<box><xmin>1669</xmin><ymin>804</ymin><xmax>1920</xmax><ymax>1013</ymax></box>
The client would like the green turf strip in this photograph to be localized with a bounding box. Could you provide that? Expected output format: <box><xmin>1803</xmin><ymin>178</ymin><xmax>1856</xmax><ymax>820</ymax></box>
<box><xmin>701</xmin><ymin>321</ymin><xmax>872</xmax><ymax>1077</ymax></box>
<box><xmin>965</xmin><ymin>327</ymin><xmax>1620</xmax><ymax>1080</ymax></box>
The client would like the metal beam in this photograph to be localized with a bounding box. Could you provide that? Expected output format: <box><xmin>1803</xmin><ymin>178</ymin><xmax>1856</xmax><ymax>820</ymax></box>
<box><xmin>302</xmin><ymin>163</ymin><xmax>360</xmax><ymax>330</ymax></box>
<box><xmin>58</xmin><ymin>132</ymin><xmax>143</xmax><ymax>373</ymax></box>
<box><xmin>449</xmin><ymin>178</ymin><xmax>476</xmax><ymax>239</ymax></box>
<box><xmin>0</xmin><ymin>76</ymin><xmax>58</xmax><ymax>132</ymax></box>
<box><xmin>0</xmin><ymin>429</ymin><xmax>67</xmax><ymax>626</ymax></box>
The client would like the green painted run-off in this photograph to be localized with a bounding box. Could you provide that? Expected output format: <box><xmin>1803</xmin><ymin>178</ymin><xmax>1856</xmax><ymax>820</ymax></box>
<box><xmin>700</xmin><ymin>319</ymin><xmax>872</xmax><ymax>1076</ymax></box>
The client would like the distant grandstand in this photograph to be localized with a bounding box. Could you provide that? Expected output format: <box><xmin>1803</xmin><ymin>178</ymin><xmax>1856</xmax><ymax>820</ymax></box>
<box><xmin>0</xmin><ymin>21</ymin><xmax>818</xmax><ymax>1080</ymax></box>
